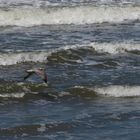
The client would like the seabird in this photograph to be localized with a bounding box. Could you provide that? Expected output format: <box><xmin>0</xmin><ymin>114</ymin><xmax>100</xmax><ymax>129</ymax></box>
<box><xmin>24</xmin><ymin>68</ymin><xmax>47</xmax><ymax>83</ymax></box>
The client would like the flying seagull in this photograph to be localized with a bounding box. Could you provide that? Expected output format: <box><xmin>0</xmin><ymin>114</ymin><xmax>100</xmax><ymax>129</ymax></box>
<box><xmin>24</xmin><ymin>68</ymin><xmax>47</xmax><ymax>83</ymax></box>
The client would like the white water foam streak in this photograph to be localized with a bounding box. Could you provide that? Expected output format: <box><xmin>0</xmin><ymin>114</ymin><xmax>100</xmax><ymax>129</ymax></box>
<box><xmin>0</xmin><ymin>52</ymin><xmax>49</xmax><ymax>65</ymax></box>
<box><xmin>95</xmin><ymin>85</ymin><xmax>140</xmax><ymax>97</ymax></box>
<box><xmin>0</xmin><ymin>5</ymin><xmax>140</xmax><ymax>26</ymax></box>
<box><xmin>0</xmin><ymin>92</ymin><xmax>25</xmax><ymax>98</ymax></box>
<box><xmin>90</xmin><ymin>42</ymin><xmax>140</xmax><ymax>54</ymax></box>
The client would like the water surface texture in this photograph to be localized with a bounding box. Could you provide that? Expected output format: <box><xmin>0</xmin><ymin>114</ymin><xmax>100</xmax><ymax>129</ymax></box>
<box><xmin>0</xmin><ymin>0</ymin><xmax>140</xmax><ymax>139</ymax></box>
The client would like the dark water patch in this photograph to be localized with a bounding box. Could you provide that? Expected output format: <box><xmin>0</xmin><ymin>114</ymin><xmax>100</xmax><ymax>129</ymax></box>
<box><xmin>47</xmin><ymin>46</ymin><xmax>131</xmax><ymax>67</ymax></box>
<box><xmin>47</xmin><ymin>46</ymin><xmax>106</xmax><ymax>65</ymax></box>
<box><xmin>127</xmin><ymin>50</ymin><xmax>140</xmax><ymax>55</ymax></box>
<box><xmin>0</xmin><ymin>122</ymin><xmax>75</xmax><ymax>137</ymax></box>
<box><xmin>0</xmin><ymin>82</ymin><xmax>48</xmax><ymax>94</ymax></box>
<box><xmin>90</xmin><ymin>60</ymin><xmax>120</xmax><ymax>69</ymax></box>
<box><xmin>106</xmin><ymin>111</ymin><xmax>140</xmax><ymax>122</ymax></box>
<box><xmin>0</xmin><ymin>21</ymin><xmax>140</xmax><ymax>53</ymax></box>
<box><xmin>47</xmin><ymin>49</ymin><xmax>82</xmax><ymax>64</ymax></box>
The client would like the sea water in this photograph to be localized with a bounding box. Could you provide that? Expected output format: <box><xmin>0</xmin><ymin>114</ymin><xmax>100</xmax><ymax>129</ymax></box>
<box><xmin>0</xmin><ymin>0</ymin><xmax>139</xmax><ymax>139</ymax></box>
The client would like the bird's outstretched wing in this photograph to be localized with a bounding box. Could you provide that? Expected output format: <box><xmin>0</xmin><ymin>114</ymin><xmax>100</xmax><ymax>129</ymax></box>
<box><xmin>24</xmin><ymin>68</ymin><xmax>47</xmax><ymax>83</ymax></box>
<box><xmin>24</xmin><ymin>69</ymin><xmax>34</xmax><ymax>80</ymax></box>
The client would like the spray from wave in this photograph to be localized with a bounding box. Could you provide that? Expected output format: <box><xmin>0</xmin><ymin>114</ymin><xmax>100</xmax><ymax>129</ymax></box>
<box><xmin>0</xmin><ymin>5</ymin><xmax>140</xmax><ymax>26</ymax></box>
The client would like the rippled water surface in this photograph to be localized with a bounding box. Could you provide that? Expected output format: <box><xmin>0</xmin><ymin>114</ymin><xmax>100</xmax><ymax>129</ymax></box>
<box><xmin>0</xmin><ymin>0</ymin><xmax>139</xmax><ymax>139</ymax></box>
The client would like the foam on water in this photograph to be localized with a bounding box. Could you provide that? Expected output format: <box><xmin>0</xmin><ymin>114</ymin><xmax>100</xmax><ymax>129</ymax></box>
<box><xmin>70</xmin><ymin>85</ymin><xmax>140</xmax><ymax>97</ymax></box>
<box><xmin>0</xmin><ymin>51</ymin><xmax>49</xmax><ymax>65</ymax></box>
<box><xmin>0</xmin><ymin>92</ymin><xmax>25</xmax><ymax>98</ymax></box>
<box><xmin>0</xmin><ymin>42</ymin><xmax>139</xmax><ymax>65</ymax></box>
<box><xmin>0</xmin><ymin>5</ymin><xmax>140</xmax><ymax>26</ymax></box>
<box><xmin>0</xmin><ymin>85</ymin><xmax>140</xmax><ymax>98</ymax></box>
<box><xmin>95</xmin><ymin>85</ymin><xmax>140</xmax><ymax>97</ymax></box>
<box><xmin>90</xmin><ymin>42</ymin><xmax>140</xmax><ymax>54</ymax></box>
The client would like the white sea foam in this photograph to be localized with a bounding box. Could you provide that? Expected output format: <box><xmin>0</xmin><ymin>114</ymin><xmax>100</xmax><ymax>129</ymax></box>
<box><xmin>0</xmin><ymin>51</ymin><xmax>49</xmax><ymax>65</ymax></box>
<box><xmin>95</xmin><ymin>85</ymin><xmax>140</xmax><ymax>97</ymax></box>
<box><xmin>0</xmin><ymin>42</ymin><xmax>139</xmax><ymax>65</ymax></box>
<box><xmin>37</xmin><ymin>124</ymin><xmax>46</xmax><ymax>132</ymax></box>
<box><xmin>0</xmin><ymin>5</ymin><xmax>139</xmax><ymax>26</ymax></box>
<box><xmin>68</xmin><ymin>41</ymin><xmax>140</xmax><ymax>54</ymax></box>
<box><xmin>74</xmin><ymin>85</ymin><xmax>140</xmax><ymax>97</ymax></box>
<box><xmin>0</xmin><ymin>92</ymin><xmax>25</xmax><ymax>98</ymax></box>
<box><xmin>89</xmin><ymin>42</ymin><xmax>140</xmax><ymax>54</ymax></box>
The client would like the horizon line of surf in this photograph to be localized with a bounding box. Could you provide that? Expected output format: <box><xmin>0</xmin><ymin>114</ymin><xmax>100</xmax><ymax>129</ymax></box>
<box><xmin>0</xmin><ymin>5</ymin><xmax>140</xmax><ymax>26</ymax></box>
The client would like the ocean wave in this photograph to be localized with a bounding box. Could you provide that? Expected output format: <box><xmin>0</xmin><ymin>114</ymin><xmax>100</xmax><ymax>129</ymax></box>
<box><xmin>94</xmin><ymin>85</ymin><xmax>140</xmax><ymax>97</ymax></box>
<box><xmin>0</xmin><ymin>82</ymin><xmax>139</xmax><ymax>98</ymax></box>
<box><xmin>0</xmin><ymin>82</ymin><xmax>48</xmax><ymax>97</ymax></box>
<box><xmin>0</xmin><ymin>51</ymin><xmax>49</xmax><ymax>65</ymax></box>
<box><xmin>89</xmin><ymin>42</ymin><xmax>140</xmax><ymax>54</ymax></box>
<box><xmin>0</xmin><ymin>5</ymin><xmax>140</xmax><ymax>26</ymax></box>
<box><xmin>0</xmin><ymin>42</ymin><xmax>139</xmax><ymax>65</ymax></box>
<box><xmin>72</xmin><ymin>85</ymin><xmax>140</xmax><ymax>97</ymax></box>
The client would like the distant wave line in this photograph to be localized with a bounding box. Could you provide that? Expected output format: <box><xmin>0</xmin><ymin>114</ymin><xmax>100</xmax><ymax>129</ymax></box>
<box><xmin>0</xmin><ymin>5</ymin><xmax>140</xmax><ymax>26</ymax></box>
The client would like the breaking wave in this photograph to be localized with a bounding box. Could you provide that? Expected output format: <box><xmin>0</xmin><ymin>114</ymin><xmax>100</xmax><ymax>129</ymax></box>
<box><xmin>0</xmin><ymin>51</ymin><xmax>49</xmax><ymax>65</ymax></box>
<box><xmin>0</xmin><ymin>5</ymin><xmax>140</xmax><ymax>26</ymax></box>
<box><xmin>89</xmin><ymin>42</ymin><xmax>140</xmax><ymax>54</ymax></box>
<box><xmin>0</xmin><ymin>82</ymin><xmax>139</xmax><ymax>98</ymax></box>
<box><xmin>95</xmin><ymin>85</ymin><xmax>140</xmax><ymax>97</ymax></box>
<box><xmin>72</xmin><ymin>85</ymin><xmax>140</xmax><ymax>97</ymax></box>
<box><xmin>0</xmin><ymin>42</ymin><xmax>139</xmax><ymax>66</ymax></box>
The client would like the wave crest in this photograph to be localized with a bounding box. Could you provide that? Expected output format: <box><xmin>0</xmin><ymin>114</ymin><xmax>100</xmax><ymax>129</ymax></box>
<box><xmin>90</xmin><ymin>42</ymin><xmax>140</xmax><ymax>54</ymax></box>
<box><xmin>72</xmin><ymin>85</ymin><xmax>140</xmax><ymax>97</ymax></box>
<box><xmin>0</xmin><ymin>83</ymin><xmax>139</xmax><ymax>98</ymax></box>
<box><xmin>0</xmin><ymin>5</ymin><xmax>140</xmax><ymax>26</ymax></box>
<box><xmin>0</xmin><ymin>42</ymin><xmax>139</xmax><ymax>65</ymax></box>
<box><xmin>94</xmin><ymin>85</ymin><xmax>140</xmax><ymax>97</ymax></box>
<box><xmin>0</xmin><ymin>51</ymin><xmax>49</xmax><ymax>65</ymax></box>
